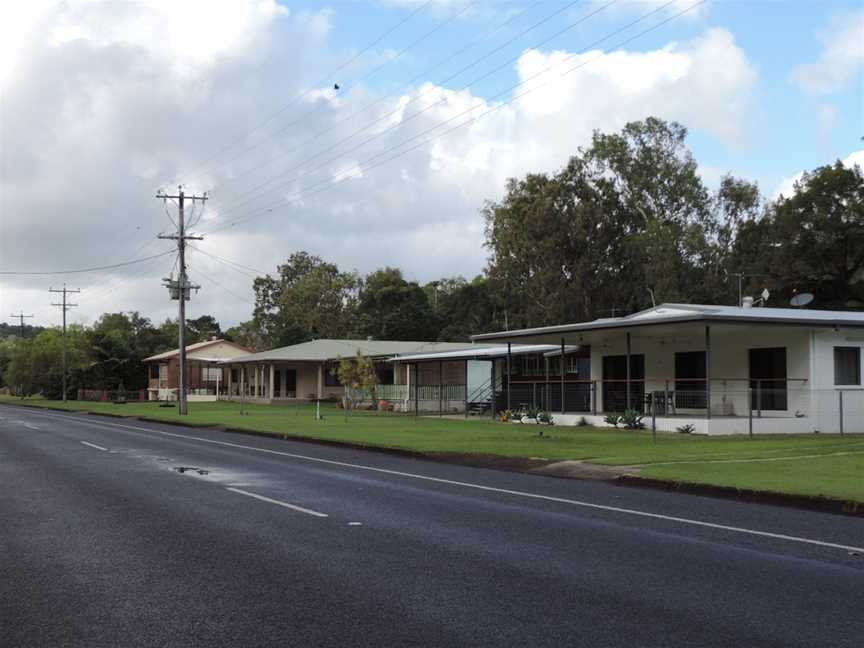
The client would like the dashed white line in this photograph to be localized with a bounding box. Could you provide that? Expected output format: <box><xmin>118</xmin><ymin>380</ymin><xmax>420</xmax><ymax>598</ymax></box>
<box><xmin>226</xmin><ymin>487</ymin><xmax>328</xmax><ymax>518</ymax></box>
<box><xmin>23</xmin><ymin>423</ymin><xmax>41</xmax><ymax>430</ymax></box>
<box><xmin>80</xmin><ymin>440</ymin><xmax>108</xmax><ymax>452</ymax></box>
<box><xmin>10</xmin><ymin>407</ymin><xmax>864</xmax><ymax>555</ymax></box>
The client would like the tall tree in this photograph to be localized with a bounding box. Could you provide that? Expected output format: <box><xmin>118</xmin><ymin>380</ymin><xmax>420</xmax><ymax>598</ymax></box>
<box><xmin>6</xmin><ymin>326</ymin><xmax>90</xmax><ymax>398</ymax></box>
<box><xmin>733</xmin><ymin>162</ymin><xmax>864</xmax><ymax>309</ymax></box>
<box><xmin>357</xmin><ymin>268</ymin><xmax>437</xmax><ymax>340</ymax></box>
<box><xmin>485</xmin><ymin>118</ymin><xmax>719</xmax><ymax>325</ymax></box>
<box><xmin>252</xmin><ymin>251</ymin><xmax>360</xmax><ymax>347</ymax></box>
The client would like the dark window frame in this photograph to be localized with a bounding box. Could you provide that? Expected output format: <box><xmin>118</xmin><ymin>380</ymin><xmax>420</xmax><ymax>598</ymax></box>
<box><xmin>834</xmin><ymin>347</ymin><xmax>862</xmax><ymax>386</ymax></box>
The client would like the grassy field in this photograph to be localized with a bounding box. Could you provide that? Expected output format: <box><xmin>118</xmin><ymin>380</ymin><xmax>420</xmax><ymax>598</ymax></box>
<box><xmin>2</xmin><ymin>396</ymin><xmax>862</xmax><ymax>502</ymax></box>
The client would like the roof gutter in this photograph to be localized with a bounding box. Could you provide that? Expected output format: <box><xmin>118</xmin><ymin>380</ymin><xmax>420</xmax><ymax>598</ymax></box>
<box><xmin>471</xmin><ymin>314</ymin><xmax>864</xmax><ymax>341</ymax></box>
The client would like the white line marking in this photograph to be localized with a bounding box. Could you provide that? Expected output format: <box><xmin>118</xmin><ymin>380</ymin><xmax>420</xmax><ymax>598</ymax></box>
<box><xmin>225</xmin><ymin>487</ymin><xmax>328</xmax><ymax>518</ymax></box>
<box><xmin>24</xmin><ymin>423</ymin><xmax>41</xmax><ymax>430</ymax></box>
<box><xmin>11</xmin><ymin>407</ymin><xmax>864</xmax><ymax>554</ymax></box>
<box><xmin>80</xmin><ymin>440</ymin><xmax>108</xmax><ymax>452</ymax></box>
<box><xmin>348</xmin><ymin>522</ymin><xmax>363</xmax><ymax>526</ymax></box>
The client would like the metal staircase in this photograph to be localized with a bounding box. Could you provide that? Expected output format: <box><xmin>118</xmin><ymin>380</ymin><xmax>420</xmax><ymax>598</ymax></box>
<box><xmin>466</xmin><ymin>377</ymin><xmax>502</xmax><ymax>416</ymax></box>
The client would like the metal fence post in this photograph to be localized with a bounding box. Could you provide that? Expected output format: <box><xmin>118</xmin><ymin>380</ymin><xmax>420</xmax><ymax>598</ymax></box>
<box><xmin>748</xmin><ymin>387</ymin><xmax>753</xmax><ymax>438</ymax></box>
<box><xmin>839</xmin><ymin>390</ymin><xmax>844</xmax><ymax>436</ymax></box>
<box><xmin>651</xmin><ymin>393</ymin><xmax>657</xmax><ymax>444</ymax></box>
<box><xmin>756</xmin><ymin>380</ymin><xmax>762</xmax><ymax>418</ymax></box>
<box><xmin>592</xmin><ymin>380</ymin><xmax>597</xmax><ymax>415</ymax></box>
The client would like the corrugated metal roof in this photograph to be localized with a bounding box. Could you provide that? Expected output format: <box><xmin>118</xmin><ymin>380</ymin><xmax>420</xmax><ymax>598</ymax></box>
<box><xmin>471</xmin><ymin>303</ymin><xmax>864</xmax><ymax>341</ymax></box>
<box><xmin>389</xmin><ymin>344</ymin><xmax>580</xmax><ymax>362</ymax></box>
<box><xmin>143</xmin><ymin>339</ymin><xmax>252</xmax><ymax>362</ymax></box>
<box><xmin>222</xmin><ymin>339</ymin><xmax>495</xmax><ymax>364</ymax></box>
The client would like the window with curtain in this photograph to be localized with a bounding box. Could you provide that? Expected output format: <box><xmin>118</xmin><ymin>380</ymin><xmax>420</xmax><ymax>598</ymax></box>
<box><xmin>834</xmin><ymin>347</ymin><xmax>861</xmax><ymax>385</ymax></box>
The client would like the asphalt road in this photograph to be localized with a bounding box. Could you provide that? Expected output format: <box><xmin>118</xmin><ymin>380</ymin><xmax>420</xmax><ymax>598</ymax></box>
<box><xmin>1</xmin><ymin>405</ymin><xmax>863</xmax><ymax>648</ymax></box>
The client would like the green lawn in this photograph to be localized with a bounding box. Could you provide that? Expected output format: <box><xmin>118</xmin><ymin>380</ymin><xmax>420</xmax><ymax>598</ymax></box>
<box><xmin>2</xmin><ymin>396</ymin><xmax>862</xmax><ymax>502</ymax></box>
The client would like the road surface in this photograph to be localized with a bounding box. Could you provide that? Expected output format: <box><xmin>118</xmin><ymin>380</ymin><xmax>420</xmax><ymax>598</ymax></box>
<box><xmin>1</xmin><ymin>404</ymin><xmax>862</xmax><ymax>647</ymax></box>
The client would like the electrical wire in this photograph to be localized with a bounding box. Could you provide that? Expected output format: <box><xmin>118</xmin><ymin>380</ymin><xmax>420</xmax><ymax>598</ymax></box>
<box><xmin>0</xmin><ymin>250</ymin><xmax>176</xmax><ymax>276</ymax></box>
<box><xmin>184</xmin><ymin>0</ymin><xmax>480</xmax><ymax>189</ymax></box>
<box><xmin>202</xmin><ymin>0</ymin><xmax>703</xmax><ymax>236</ymax></box>
<box><xmin>177</xmin><ymin>0</ymin><xmax>435</xmax><ymax>186</ymax></box>
<box><xmin>186</xmin><ymin>266</ymin><xmax>257</xmax><ymax>308</ymax></box>
<box><xmin>187</xmin><ymin>244</ymin><xmax>269</xmax><ymax>278</ymax></box>
<box><xmin>199</xmin><ymin>0</ymin><xmax>631</xmax><ymax>230</ymax></box>
<box><xmin>206</xmin><ymin>0</ymin><xmax>589</xmax><ymax>212</ymax></box>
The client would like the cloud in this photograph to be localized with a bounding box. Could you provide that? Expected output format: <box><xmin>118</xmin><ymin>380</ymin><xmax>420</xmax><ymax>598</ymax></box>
<box><xmin>771</xmin><ymin>149</ymin><xmax>864</xmax><ymax>200</ymax></box>
<box><xmin>1</xmin><ymin>4</ymin><xmax>756</xmax><ymax>329</ymax></box>
<box><xmin>791</xmin><ymin>11</ymin><xmax>864</xmax><ymax>94</ymax></box>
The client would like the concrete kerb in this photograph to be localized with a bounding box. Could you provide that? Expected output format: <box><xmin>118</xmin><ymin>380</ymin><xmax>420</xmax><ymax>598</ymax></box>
<box><xmin>2</xmin><ymin>400</ymin><xmax>862</xmax><ymax>517</ymax></box>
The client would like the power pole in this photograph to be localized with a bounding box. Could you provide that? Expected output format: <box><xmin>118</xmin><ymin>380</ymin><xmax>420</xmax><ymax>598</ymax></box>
<box><xmin>49</xmin><ymin>285</ymin><xmax>80</xmax><ymax>402</ymax></box>
<box><xmin>9</xmin><ymin>311</ymin><xmax>34</xmax><ymax>338</ymax></box>
<box><xmin>157</xmin><ymin>186</ymin><xmax>206</xmax><ymax>416</ymax></box>
<box><xmin>9</xmin><ymin>312</ymin><xmax>34</xmax><ymax>397</ymax></box>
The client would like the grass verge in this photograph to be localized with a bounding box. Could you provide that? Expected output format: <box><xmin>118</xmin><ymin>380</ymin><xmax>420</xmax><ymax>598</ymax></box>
<box><xmin>2</xmin><ymin>396</ymin><xmax>862</xmax><ymax>502</ymax></box>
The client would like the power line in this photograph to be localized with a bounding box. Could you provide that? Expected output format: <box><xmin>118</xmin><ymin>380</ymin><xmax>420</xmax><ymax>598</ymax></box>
<box><xmin>0</xmin><ymin>250</ymin><xmax>175</xmax><ymax>276</ymax></box>
<box><xmin>187</xmin><ymin>244</ymin><xmax>269</xmax><ymax>279</ymax></box>
<box><xmin>206</xmin><ymin>0</ymin><xmax>591</xmax><ymax>214</ymax></box>
<box><xmin>204</xmin><ymin>0</ymin><xmax>698</xmax><ymax>236</ymax></box>
<box><xmin>177</xmin><ymin>0</ymin><xmax>435</xmax><ymax>186</ymax></box>
<box><xmin>186</xmin><ymin>0</ymin><xmax>479</xmax><ymax>190</ymax></box>
<box><xmin>79</xmin><ymin>251</ymin><xmax>179</xmax><ymax>308</ymax></box>
<box><xmin>186</xmin><ymin>267</ymin><xmax>256</xmax><ymax>308</ymax></box>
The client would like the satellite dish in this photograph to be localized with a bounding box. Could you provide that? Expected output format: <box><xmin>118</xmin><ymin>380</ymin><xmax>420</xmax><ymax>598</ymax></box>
<box><xmin>761</xmin><ymin>288</ymin><xmax>770</xmax><ymax>301</ymax></box>
<box><xmin>790</xmin><ymin>292</ymin><xmax>814</xmax><ymax>307</ymax></box>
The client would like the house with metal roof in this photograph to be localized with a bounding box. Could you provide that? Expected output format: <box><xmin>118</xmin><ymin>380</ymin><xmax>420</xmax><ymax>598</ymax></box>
<box><xmin>454</xmin><ymin>302</ymin><xmax>864</xmax><ymax>435</ymax></box>
<box><xmin>143</xmin><ymin>339</ymin><xmax>254</xmax><ymax>401</ymax></box>
<box><xmin>219</xmin><ymin>339</ymin><xmax>495</xmax><ymax>404</ymax></box>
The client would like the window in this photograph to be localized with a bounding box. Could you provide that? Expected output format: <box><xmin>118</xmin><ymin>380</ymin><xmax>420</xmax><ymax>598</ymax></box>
<box><xmin>201</xmin><ymin>367</ymin><xmax>221</xmax><ymax>382</ymax></box>
<box><xmin>325</xmin><ymin>363</ymin><xmax>342</xmax><ymax>386</ymax></box>
<box><xmin>377</xmin><ymin>366</ymin><xmax>394</xmax><ymax>385</ymax></box>
<box><xmin>834</xmin><ymin>347</ymin><xmax>861</xmax><ymax>385</ymax></box>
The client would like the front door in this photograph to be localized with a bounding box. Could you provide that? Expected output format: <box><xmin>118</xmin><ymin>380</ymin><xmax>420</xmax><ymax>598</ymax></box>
<box><xmin>602</xmin><ymin>354</ymin><xmax>645</xmax><ymax>412</ymax></box>
<box><xmin>284</xmin><ymin>369</ymin><xmax>297</xmax><ymax>398</ymax></box>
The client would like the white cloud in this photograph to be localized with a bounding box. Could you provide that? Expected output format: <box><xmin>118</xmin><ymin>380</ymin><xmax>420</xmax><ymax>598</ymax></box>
<box><xmin>791</xmin><ymin>11</ymin><xmax>864</xmax><ymax>94</ymax></box>
<box><xmin>771</xmin><ymin>149</ymin><xmax>864</xmax><ymax>200</ymax></box>
<box><xmin>1</xmin><ymin>4</ymin><xmax>756</xmax><ymax>329</ymax></box>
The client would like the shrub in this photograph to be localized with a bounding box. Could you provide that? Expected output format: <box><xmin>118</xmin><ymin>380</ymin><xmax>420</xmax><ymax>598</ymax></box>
<box><xmin>604</xmin><ymin>413</ymin><xmax>621</xmax><ymax>428</ymax></box>
<box><xmin>500</xmin><ymin>409</ymin><xmax>520</xmax><ymax>423</ymax></box>
<box><xmin>676</xmin><ymin>423</ymin><xmax>695</xmax><ymax>434</ymax></box>
<box><xmin>524</xmin><ymin>406</ymin><xmax>539</xmax><ymax>420</ymax></box>
<box><xmin>537</xmin><ymin>411</ymin><xmax>554</xmax><ymax>425</ymax></box>
<box><xmin>577</xmin><ymin>416</ymin><xmax>590</xmax><ymax>427</ymax></box>
<box><xmin>619</xmin><ymin>409</ymin><xmax>645</xmax><ymax>429</ymax></box>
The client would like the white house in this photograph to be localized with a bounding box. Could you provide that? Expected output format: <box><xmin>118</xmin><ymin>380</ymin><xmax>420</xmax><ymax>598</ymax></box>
<box><xmin>408</xmin><ymin>302</ymin><xmax>864</xmax><ymax>435</ymax></box>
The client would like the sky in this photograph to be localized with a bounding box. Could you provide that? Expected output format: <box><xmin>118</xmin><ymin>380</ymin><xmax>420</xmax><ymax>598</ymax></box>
<box><xmin>1</xmin><ymin>0</ymin><xmax>862</xmax><ymax>330</ymax></box>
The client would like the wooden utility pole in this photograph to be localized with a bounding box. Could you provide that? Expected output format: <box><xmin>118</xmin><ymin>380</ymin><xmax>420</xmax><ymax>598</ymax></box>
<box><xmin>158</xmin><ymin>186</ymin><xmax>206</xmax><ymax>416</ymax></box>
<box><xmin>9</xmin><ymin>311</ymin><xmax>34</xmax><ymax>338</ymax></box>
<box><xmin>49</xmin><ymin>285</ymin><xmax>80</xmax><ymax>402</ymax></box>
<box><xmin>9</xmin><ymin>312</ymin><xmax>34</xmax><ymax>397</ymax></box>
